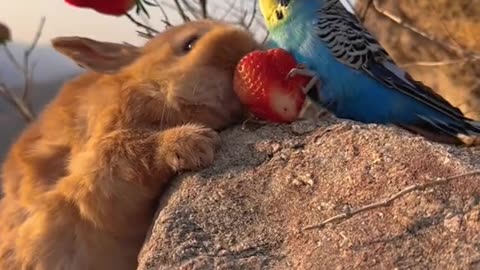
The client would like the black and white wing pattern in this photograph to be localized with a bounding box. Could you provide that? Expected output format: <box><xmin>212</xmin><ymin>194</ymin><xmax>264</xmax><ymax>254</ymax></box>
<box><xmin>313</xmin><ymin>0</ymin><xmax>467</xmax><ymax>120</ymax></box>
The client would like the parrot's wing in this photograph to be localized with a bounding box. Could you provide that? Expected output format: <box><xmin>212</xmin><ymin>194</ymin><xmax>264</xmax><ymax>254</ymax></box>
<box><xmin>313</xmin><ymin>3</ymin><xmax>466</xmax><ymax>120</ymax></box>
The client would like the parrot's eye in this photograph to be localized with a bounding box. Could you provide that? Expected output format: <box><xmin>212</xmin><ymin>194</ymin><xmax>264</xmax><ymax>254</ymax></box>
<box><xmin>279</xmin><ymin>0</ymin><xmax>290</xmax><ymax>7</ymax></box>
<box><xmin>275</xmin><ymin>10</ymin><xmax>284</xmax><ymax>20</ymax></box>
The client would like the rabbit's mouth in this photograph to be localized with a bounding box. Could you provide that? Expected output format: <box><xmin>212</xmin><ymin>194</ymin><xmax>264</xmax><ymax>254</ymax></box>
<box><xmin>173</xmin><ymin>99</ymin><xmax>243</xmax><ymax>131</ymax></box>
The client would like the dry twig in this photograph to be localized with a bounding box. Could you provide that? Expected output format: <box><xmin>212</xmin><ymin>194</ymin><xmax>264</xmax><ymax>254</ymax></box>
<box><xmin>303</xmin><ymin>170</ymin><xmax>480</xmax><ymax>231</ymax></box>
<box><xmin>125</xmin><ymin>13</ymin><xmax>159</xmax><ymax>38</ymax></box>
<box><xmin>180</xmin><ymin>0</ymin><xmax>201</xmax><ymax>20</ymax></box>
<box><xmin>0</xmin><ymin>17</ymin><xmax>45</xmax><ymax>122</ymax></box>
<box><xmin>400</xmin><ymin>57</ymin><xmax>480</xmax><ymax>68</ymax></box>
<box><xmin>246</xmin><ymin>0</ymin><xmax>258</xmax><ymax>30</ymax></box>
<box><xmin>356</xmin><ymin>0</ymin><xmax>480</xmax><ymax>92</ymax></box>
<box><xmin>199</xmin><ymin>0</ymin><xmax>208</xmax><ymax>19</ymax></box>
<box><xmin>173</xmin><ymin>0</ymin><xmax>190</xmax><ymax>22</ymax></box>
<box><xmin>358</xmin><ymin>0</ymin><xmax>373</xmax><ymax>22</ymax></box>
<box><xmin>368</xmin><ymin>0</ymin><xmax>477</xmax><ymax>58</ymax></box>
<box><xmin>0</xmin><ymin>82</ymin><xmax>34</xmax><ymax>122</ymax></box>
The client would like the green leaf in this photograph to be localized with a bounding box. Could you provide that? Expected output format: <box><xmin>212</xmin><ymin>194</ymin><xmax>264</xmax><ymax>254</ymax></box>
<box><xmin>135</xmin><ymin>0</ymin><xmax>151</xmax><ymax>18</ymax></box>
<box><xmin>143</xmin><ymin>0</ymin><xmax>157</xmax><ymax>7</ymax></box>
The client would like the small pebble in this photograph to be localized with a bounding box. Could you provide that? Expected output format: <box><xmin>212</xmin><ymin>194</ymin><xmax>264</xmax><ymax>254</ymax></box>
<box><xmin>217</xmin><ymin>249</ymin><xmax>229</xmax><ymax>256</ymax></box>
<box><xmin>444</xmin><ymin>215</ymin><xmax>462</xmax><ymax>232</ymax></box>
<box><xmin>271</xmin><ymin>143</ymin><xmax>281</xmax><ymax>153</ymax></box>
<box><xmin>291</xmin><ymin>120</ymin><xmax>316</xmax><ymax>135</ymax></box>
<box><xmin>292</xmin><ymin>179</ymin><xmax>303</xmax><ymax>186</ymax></box>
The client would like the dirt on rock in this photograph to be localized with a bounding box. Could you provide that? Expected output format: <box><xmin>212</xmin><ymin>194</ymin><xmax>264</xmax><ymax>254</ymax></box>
<box><xmin>137</xmin><ymin>117</ymin><xmax>480</xmax><ymax>270</ymax></box>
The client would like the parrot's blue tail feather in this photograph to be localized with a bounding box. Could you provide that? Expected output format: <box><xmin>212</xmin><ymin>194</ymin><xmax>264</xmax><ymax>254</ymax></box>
<box><xmin>408</xmin><ymin>115</ymin><xmax>480</xmax><ymax>146</ymax></box>
<box><xmin>467</xmin><ymin>120</ymin><xmax>480</xmax><ymax>133</ymax></box>
<box><xmin>462</xmin><ymin>120</ymin><xmax>480</xmax><ymax>145</ymax></box>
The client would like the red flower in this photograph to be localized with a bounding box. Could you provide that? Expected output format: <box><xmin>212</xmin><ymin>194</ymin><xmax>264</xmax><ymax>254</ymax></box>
<box><xmin>65</xmin><ymin>0</ymin><xmax>136</xmax><ymax>16</ymax></box>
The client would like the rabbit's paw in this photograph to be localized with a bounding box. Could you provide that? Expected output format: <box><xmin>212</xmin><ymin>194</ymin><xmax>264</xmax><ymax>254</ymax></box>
<box><xmin>161</xmin><ymin>124</ymin><xmax>220</xmax><ymax>172</ymax></box>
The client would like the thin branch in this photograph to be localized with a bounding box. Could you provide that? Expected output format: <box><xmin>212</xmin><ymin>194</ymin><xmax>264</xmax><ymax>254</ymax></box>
<box><xmin>0</xmin><ymin>17</ymin><xmax>44</xmax><ymax>122</ymax></box>
<box><xmin>181</xmin><ymin>0</ymin><xmax>201</xmax><ymax>20</ymax></box>
<box><xmin>400</xmin><ymin>56</ymin><xmax>480</xmax><ymax>68</ymax></box>
<box><xmin>0</xmin><ymin>82</ymin><xmax>15</xmax><ymax>104</ymax></box>
<box><xmin>125</xmin><ymin>13</ymin><xmax>159</xmax><ymax>38</ymax></box>
<box><xmin>262</xmin><ymin>31</ymin><xmax>270</xmax><ymax>45</ymax></box>
<box><xmin>370</xmin><ymin>0</ymin><xmax>467</xmax><ymax>57</ymax></box>
<box><xmin>438</xmin><ymin>20</ymin><xmax>463</xmax><ymax>54</ymax></box>
<box><xmin>199</xmin><ymin>0</ymin><xmax>208</xmax><ymax>19</ymax></box>
<box><xmin>22</xmin><ymin>16</ymin><xmax>45</xmax><ymax>104</ymax></box>
<box><xmin>219</xmin><ymin>0</ymin><xmax>237</xmax><ymax>21</ymax></box>
<box><xmin>173</xmin><ymin>0</ymin><xmax>190</xmax><ymax>22</ymax></box>
<box><xmin>359</xmin><ymin>0</ymin><xmax>373</xmax><ymax>22</ymax></box>
<box><xmin>236</xmin><ymin>9</ymin><xmax>250</xmax><ymax>29</ymax></box>
<box><xmin>152</xmin><ymin>0</ymin><xmax>173</xmax><ymax>27</ymax></box>
<box><xmin>362</xmin><ymin>0</ymin><xmax>480</xmax><ymax>71</ymax></box>
<box><xmin>246</xmin><ymin>0</ymin><xmax>258</xmax><ymax>30</ymax></box>
<box><xmin>2</xmin><ymin>46</ymin><xmax>23</xmax><ymax>73</ymax></box>
<box><xmin>0</xmin><ymin>82</ymin><xmax>34</xmax><ymax>122</ymax></box>
<box><xmin>303</xmin><ymin>170</ymin><xmax>480</xmax><ymax>231</ymax></box>
<box><xmin>136</xmin><ymin>30</ymin><xmax>153</xmax><ymax>39</ymax></box>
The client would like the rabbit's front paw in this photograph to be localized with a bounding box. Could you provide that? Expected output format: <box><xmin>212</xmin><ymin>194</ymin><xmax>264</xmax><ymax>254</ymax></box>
<box><xmin>161</xmin><ymin>124</ymin><xmax>220</xmax><ymax>172</ymax></box>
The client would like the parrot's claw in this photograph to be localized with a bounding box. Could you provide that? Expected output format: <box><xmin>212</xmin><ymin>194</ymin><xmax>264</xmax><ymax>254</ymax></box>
<box><xmin>286</xmin><ymin>66</ymin><xmax>317</xmax><ymax>79</ymax></box>
<box><xmin>286</xmin><ymin>66</ymin><xmax>319</xmax><ymax>94</ymax></box>
<box><xmin>303</xmin><ymin>76</ymin><xmax>320</xmax><ymax>94</ymax></box>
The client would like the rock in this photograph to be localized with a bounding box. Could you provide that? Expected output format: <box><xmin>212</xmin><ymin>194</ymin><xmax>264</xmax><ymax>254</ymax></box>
<box><xmin>137</xmin><ymin>117</ymin><xmax>480</xmax><ymax>270</ymax></box>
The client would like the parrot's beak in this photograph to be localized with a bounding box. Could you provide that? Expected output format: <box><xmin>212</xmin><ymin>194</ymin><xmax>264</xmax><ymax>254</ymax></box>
<box><xmin>259</xmin><ymin>0</ymin><xmax>278</xmax><ymax>26</ymax></box>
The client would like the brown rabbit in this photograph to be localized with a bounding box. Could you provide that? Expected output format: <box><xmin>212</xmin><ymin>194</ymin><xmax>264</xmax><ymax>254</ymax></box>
<box><xmin>0</xmin><ymin>19</ymin><xmax>259</xmax><ymax>270</ymax></box>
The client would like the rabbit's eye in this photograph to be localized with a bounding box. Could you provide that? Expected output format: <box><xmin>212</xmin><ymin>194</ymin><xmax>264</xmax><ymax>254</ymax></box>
<box><xmin>182</xmin><ymin>35</ymin><xmax>200</xmax><ymax>53</ymax></box>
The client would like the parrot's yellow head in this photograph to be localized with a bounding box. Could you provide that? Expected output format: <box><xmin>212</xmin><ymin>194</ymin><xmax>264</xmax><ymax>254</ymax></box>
<box><xmin>259</xmin><ymin>0</ymin><xmax>292</xmax><ymax>30</ymax></box>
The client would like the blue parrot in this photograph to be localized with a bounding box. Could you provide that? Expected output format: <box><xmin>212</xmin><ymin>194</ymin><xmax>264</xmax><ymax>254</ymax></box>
<box><xmin>258</xmin><ymin>0</ymin><xmax>480</xmax><ymax>145</ymax></box>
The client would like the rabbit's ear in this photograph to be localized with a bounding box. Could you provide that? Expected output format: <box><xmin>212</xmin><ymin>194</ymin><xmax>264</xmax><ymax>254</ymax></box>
<box><xmin>51</xmin><ymin>36</ymin><xmax>141</xmax><ymax>74</ymax></box>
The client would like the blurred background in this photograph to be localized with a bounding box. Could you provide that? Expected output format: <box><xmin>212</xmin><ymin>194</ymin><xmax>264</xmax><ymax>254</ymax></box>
<box><xmin>1</xmin><ymin>0</ymin><xmax>479</xmax><ymax>162</ymax></box>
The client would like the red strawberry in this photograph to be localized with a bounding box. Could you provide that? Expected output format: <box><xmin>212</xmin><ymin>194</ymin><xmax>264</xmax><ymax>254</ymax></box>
<box><xmin>65</xmin><ymin>0</ymin><xmax>136</xmax><ymax>16</ymax></box>
<box><xmin>234</xmin><ymin>48</ymin><xmax>310</xmax><ymax>123</ymax></box>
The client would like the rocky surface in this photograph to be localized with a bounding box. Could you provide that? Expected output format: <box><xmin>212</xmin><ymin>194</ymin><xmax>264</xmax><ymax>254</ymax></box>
<box><xmin>138</xmin><ymin>117</ymin><xmax>480</xmax><ymax>269</ymax></box>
